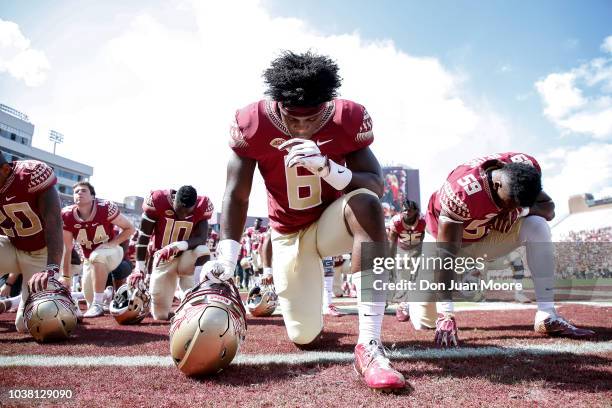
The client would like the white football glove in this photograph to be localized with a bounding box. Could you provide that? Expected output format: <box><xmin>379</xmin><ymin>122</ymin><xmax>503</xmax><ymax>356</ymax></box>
<box><xmin>278</xmin><ymin>138</ymin><xmax>353</xmax><ymax>190</ymax></box>
<box><xmin>202</xmin><ymin>239</ymin><xmax>241</xmax><ymax>283</ymax></box>
<box><xmin>261</xmin><ymin>267</ymin><xmax>273</xmax><ymax>285</ymax></box>
<box><xmin>279</xmin><ymin>138</ymin><xmax>329</xmax><ymax>176</ymax></box>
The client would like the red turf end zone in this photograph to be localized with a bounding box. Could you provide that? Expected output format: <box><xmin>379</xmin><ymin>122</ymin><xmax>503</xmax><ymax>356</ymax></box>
<box><xmin>0</xmin><ymin>304</ymin><xmax>611</xmax><ymax>407</ymax></box>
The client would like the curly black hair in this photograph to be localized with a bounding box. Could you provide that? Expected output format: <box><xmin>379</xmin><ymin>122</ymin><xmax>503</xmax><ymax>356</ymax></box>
<box><xmin>176</xmin><ymin>185</ymin><xmax>198</xmax><ymax>208</ymax></box>
<box><xmin>501</xmin><ymin>163</ymin><xmax>542</xmax><ymax>207</ymax></box>
<box><xmin>263</xmin><ymin>51</ymin><xmax>342</xmax><ymax>107</ymax></box>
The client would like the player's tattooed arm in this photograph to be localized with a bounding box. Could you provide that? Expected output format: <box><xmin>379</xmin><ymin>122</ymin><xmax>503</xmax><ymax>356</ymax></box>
<box><xmin>528</xmin><ymin>191</ymin><xmax>555</xmax><ymax>221</ymax></box>
<box><xmin>61</xmin><ymin>230</ymin><xmax>74</xmax><ymax>277</ymax></box>
<box><xmin>38</xmin><ymin>187</ymin><xmax>63</xmax><ymax>267</ymax></box>
<box><xmin>220</xmin><ymin>152</ymin><xmax>256</xmax><ymax>242</ymax></box>
<box><xmin>188</xmin><ymin>220</ymin><xmax>209</xmax><ymax>250</ymax></box>
<box><xmin>136</xmin><ymin>217</ymin><xmax>155</xmax><ymax>262</ymax></box>
<box><xmin>343</xmin><ymin>147</ymin><xmax>384</xmax><ymax>197</ymax></box>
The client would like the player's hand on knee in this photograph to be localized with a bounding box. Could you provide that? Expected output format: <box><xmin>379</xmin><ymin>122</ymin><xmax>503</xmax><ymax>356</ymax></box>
<box><xmin>154</xmin><ymin>241</ymin><xmax>188</xmax><ymax>267</ymax></box>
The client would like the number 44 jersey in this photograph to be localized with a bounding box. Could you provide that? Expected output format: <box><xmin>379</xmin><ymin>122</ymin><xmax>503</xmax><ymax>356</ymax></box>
<box><xmin>425</xmin><ymin>152</ymin><xmax>541</xmax><ymax>243</ymax></box>
<box><xmin>0</xmin><ymin>160</ymin><xmax>57</xmax><ymax>252</ymax></box>
<box><xmin>142</xmin><ymin>190</ymin><xmax>213</xmax><ymax>252</ymax></box>
<box><xmin>229</xmin><ymin>99</ymin><xmax>374</xmax><ymax>234</ymax></box>
<box><xmin>62</xmin><ymin>199</ymin><xmax>120</xmax><ymax>258</ymax></box>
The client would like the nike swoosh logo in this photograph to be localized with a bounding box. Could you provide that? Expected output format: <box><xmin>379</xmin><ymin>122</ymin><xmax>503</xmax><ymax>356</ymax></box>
<box><xmin>317</xmin><ymin>139</ymin><xmax>332</xmax><ymax>146</ymax></box>
<box><xmin>338</xmin><ymin>169</ymin><xmax>345</xmax><ymax>173</ymax></box>
<box><xmin>6</xmin><ymin>196</ymin><xmax>16</xmax><ymax>201</ymax></box>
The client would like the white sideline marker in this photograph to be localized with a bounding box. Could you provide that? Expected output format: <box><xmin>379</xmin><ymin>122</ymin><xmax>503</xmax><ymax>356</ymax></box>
<box><xmin>1</xmin><ymin>341</ymin><xmax>611</xmax><ymax>367</ymax></box>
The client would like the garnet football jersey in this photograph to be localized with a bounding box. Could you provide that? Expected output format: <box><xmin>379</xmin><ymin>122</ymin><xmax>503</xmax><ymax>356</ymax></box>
<box><xmin>425</xmin><ymin>152</ymin><xmax>541</xmax><ymax>243</ymax></box>
<box><xmin>230</xmin><ymin>99</ymin><xmax>375</xmax><ymax>234</ymax></box>
<box><xmin>0</xmin><ymin>160</ymin><xmax>57</xmax><ymax>251</ymax></box>
<box><xmin>62</xmin><ymin>199</ymin><xmax>120</xmax><ymax>258</ymax></box>
<box><xmin>245</xmin><ymin>226</ymin><xmax>267</xmax><ymax>251</ymax></box>
<box><xmin>390</xmin><ymin>214</ymin><xmax>426</xmax><ymax>250</ymax></box>
<box><xmin>142</xmin><ymin>190</ymin><xmax>213</xmax><ymax>252</ymax></box>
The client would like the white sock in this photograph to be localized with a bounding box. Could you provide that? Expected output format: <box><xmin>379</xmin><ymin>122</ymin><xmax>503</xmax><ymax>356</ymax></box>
<box><xmin>535</xmin><ymin>302</ymin><xmax>556</xmax><ymax>322</ymax></box>
<box><xmin>93</xmin><ymin>292</ymin><xmax>104</xmax><ymax>305</ymax></box>
<box><xmin>520</xmin><ymin>216</ymin><xmax>556</xmax><ymax>314</ymax></box>
<box><xmin>193</xmin><ymin>265</ymin><xmax>203</xmax><ymax>284</ymax></box>
<box><xmin>71</xmin><ymin>291</ymin><xmax>85</xmax><ymax>301</ymax></box>
<box><xmin>437</xmin><ymin>301</ymin><xmax>454</xmax><ymax>314</ymax></box>
<box><xmin>357</xmin><ymin>302</ymin><xmax>385</xmax><ymax>345</ymax></box>
<box><xmin>323</xmin><ymin>276</ymin><xmax>334</xmax><ymax>309</ymax></box>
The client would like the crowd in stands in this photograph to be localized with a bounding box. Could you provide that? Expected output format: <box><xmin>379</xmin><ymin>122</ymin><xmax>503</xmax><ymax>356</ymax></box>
<box><xmin>555</xmin><ymin>227</ymin><xmax>612</xmax><ymax>279</ymax></box>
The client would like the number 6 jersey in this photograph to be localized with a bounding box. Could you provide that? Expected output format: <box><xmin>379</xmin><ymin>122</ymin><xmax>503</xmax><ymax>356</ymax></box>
<box><xmin>0</xmin><ymin>160</ymin><xmax>57</xmax><ymax>252</ymax></box>
<box><xmin>142</xmin><ymin>190</ymin><xmax>214</xmax><ymax>252</ymax></box>
<box><xmin>229</xmin><ymin>99</ymin><xmax>374</xmax><ymax>234</ymax></box>
<box><xmin>425</xmin><ymin>152</ymin><xmax>541</xmax><ymax>243</ymax></box>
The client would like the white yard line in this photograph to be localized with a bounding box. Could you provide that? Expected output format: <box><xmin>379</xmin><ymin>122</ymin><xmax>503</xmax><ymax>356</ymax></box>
<box><xmin>1</xmin><ymin>341</ymin><xmax>611</xmax><ymax>368</ymax></box>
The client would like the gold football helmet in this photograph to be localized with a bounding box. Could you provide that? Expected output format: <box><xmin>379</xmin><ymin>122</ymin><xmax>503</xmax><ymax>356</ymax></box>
<box><xmin>246</xmin><ymin>285</ymin><xmax>278</xmax><ymax>317</ymax></box>
<box><xmin>24</xmin><ymin>278</ymin><xmax>78</xmax><ymax>343</ymax></box>
<box><xmin>110</xmin><ymin>283</ymin><xmax>151</xmax><ymax>325</ymax></box>
<box><xmin>169</xmin><ymin>279</ymin><xmax>247</xmax><ymax>376</ymax></box>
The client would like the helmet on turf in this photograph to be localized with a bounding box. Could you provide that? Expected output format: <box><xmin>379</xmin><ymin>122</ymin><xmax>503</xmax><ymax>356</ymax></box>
<box><xmin>169</xmin><ymin>279</ymin><xmax>247</xmax><ymax>376</ymax></box>
<box><xmin>24</xmin><ymin>278</ymin><xmax>78</xmax><ymax>343</ymax></box>
<box><xmin>110</xmin><ymin>283</ymin><xmax>151</xmax><ymax>325</ymax></box>
<box><xmin>246</xmin><ymin>285</ymin><xmax>278</xmax><ymax>317</ymax></box>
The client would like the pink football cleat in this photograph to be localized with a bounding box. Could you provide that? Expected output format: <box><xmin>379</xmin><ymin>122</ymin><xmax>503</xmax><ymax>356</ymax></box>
<box><xmin>354</xmin><ymin>340</ymin><xmax>405</xmax><ymax>391</ymax></box>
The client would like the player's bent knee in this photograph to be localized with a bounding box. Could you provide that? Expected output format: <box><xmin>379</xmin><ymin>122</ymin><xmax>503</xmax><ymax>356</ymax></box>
<box><xmin>290</xmin><ymin>330</ymin><xmax>323</xmax><ymax>349</ymax></box>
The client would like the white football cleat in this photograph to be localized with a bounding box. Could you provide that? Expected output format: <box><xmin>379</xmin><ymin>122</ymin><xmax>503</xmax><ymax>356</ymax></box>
<box><xmin>83</xmin><ymin>303</ymin><xmax>105</xmax><ymax>318</ymax></box>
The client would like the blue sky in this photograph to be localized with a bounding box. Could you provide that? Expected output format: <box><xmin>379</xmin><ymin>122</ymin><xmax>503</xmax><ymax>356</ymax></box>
<box><xmin>0</xmin><ymin>0</ymin><xmax>611</xmax><ymax>216</ymax></box>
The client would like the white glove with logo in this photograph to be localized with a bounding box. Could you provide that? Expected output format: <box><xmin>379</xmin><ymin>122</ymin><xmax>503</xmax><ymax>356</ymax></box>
<box><xmin>279</xmin><ymin>138</ymin><xmax>352</xmax><ymax>190</ymax></box>
<box><xmin>202</xmin><ymin>239</ymin><xmax>241</xmax><ymax>283</ymax></box>
<box><xmin>279</xmin><ymin>138</ymin><xmax>329</xmax><ymax>176</ymax></box>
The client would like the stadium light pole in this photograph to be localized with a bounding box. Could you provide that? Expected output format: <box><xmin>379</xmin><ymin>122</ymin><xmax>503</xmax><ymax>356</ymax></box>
<box><xmin>49</xmin><ymin>130</ymin><xmax>64</xmax><ymax>155</ymax></box>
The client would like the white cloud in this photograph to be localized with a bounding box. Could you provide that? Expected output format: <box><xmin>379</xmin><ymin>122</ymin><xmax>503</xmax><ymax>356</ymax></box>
<box><xmin>602</xmin><ymin>35</ymin><xmax>612</xmax><ymax>54</ymax></box>
<box><xmin>27</xmin><ymin>0</ymin><xmax>519</xmax><ymax>216</ymax></box>
<box><xmin>0</xmin><ymin>19</ymin><xmax>50</xmax><ymax>86</ymax></box>
<box><xmin>535</xmin><ymin>36</ymin><xmax>612</xmax><ymax>140</ymax></box>
<box><xmin>539</xmin><ymin>143</ymin><xmax>612</xmax><ymax>214</ymax></box>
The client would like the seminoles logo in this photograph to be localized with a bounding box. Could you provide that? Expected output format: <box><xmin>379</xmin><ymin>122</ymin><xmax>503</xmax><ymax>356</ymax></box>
<box><xmin>165</xmin><ymin>210</ymin><xmax>174</xmax><ymax>216</ymax></box>
<box><xmin>270</xmin><ymin>137</ymin><xmax>287</xmax><ymax>149</ymax></box>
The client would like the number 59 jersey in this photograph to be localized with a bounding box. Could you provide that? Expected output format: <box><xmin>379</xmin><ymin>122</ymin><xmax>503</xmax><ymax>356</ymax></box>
<box><xmin>229</xmin><ymin>99</ymin><xmax>374</xmax><ymax>234</ymax></box>
<box><xmin>425</xmin><ymin>152</ymin><xmax>541</xmax><ymax>243</ymax></box>
<box><xmin>0</xmin><ymin>160</ymin><xmax>57</xmax><ymax>252</ymax></box>
<box><xmin>62</xmin><ymin>199</ymin><xmax>120</xmax><ymax>258</ymax></box>
<box><xmin>142</xmin><ymin>190</ymin><xmax>214</xmax><ymax>252</ymax></box>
